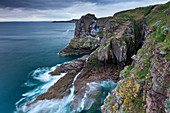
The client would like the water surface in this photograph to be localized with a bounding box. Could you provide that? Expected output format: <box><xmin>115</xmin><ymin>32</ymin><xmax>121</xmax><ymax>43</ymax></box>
<box><xmin>0</xmin><ymin>22</ymin><xmax>82</xmax><ymax>113</ymax></box>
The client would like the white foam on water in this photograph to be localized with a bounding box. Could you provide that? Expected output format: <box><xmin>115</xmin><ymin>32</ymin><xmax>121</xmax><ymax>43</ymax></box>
<box><xmin>17</xmin><ymin>79</ymin><xmax>117</xmax><ymax>113</ymax></box>
<box><xmin>66</xmin><ymin>29</ymin><xmax>69</xmax><ymax>33</ymax></box>
<box><xmin>15</xmin><ymin>65</ymin><xmax>66</xmax><ymax>113</ymax></box>
<box><xmin>24</xmin><ymin>81</ymin><xmax>38</xmax><ymax>87</ymax></box>
<box><xmin>16</xmin><ymin>68</ymin><xmax>83</xmax><ymax>113</ymax></box>
<box><xmin>75</xmin><ymin>80</ymin><xmax>117</xmax><ymax>112</ymax></box>
<box><xmin>15</xmin><ymin>57</ymin><xmax>117</xmax><ymax>113</ymax></box>
<box><xmin>62</xmin><ymin>29</ymin><xmax>70</xmax><ymax>35</ymax></box>
<box><xmin>20</xmin><ymin>97</ymin><xmax>70</xmax><ymax>113</ymax></box>
<box><xmin>31</xmin><ymin>67</ymin><xmax>55</xmax><ymax>82</ymax></box>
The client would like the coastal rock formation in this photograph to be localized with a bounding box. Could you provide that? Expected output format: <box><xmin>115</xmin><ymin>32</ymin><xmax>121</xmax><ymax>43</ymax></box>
<box><xmin>74</xmin><ymin>14</ymin><xmax>97</xmax><ymax>38</ymax></box>
<box><xmin>101</xmin><ymin>2</ymin><xmax>170</xmax><ymax>113</ymax></box>
<box><xmin>91</xmin><ymin>18</ymin><xmax>136</xmax><ymax>65</ymax></box>
<box><xmin>26</xmin><ymin>2</ymin><xmax>170</xmax><ymax>113</ymax></box>
<box><xmin>59</xmin><ymin>37</ymin><xmax>99</xmax><ymax>56</ymax></box>
<box><xmin>59</xmin><ymin>14</ymin><xmax>100</xmax><ymax>56</ymax></box>
<box><xmin>26</xmin><ymin>55</ymin><xmax>88</xmax><ymax>106</ymax></box>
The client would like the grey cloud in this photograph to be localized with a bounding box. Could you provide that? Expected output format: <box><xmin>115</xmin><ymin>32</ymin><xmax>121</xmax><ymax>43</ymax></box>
<box><xmin>0</xmin><ymin>0</ymin><xmax>75</xmax><ymax>9</ymax></box>
<box><xmin>0</xmin><ymin>0</ymin><xmax>142</xmax><ymax>10</ymax></box>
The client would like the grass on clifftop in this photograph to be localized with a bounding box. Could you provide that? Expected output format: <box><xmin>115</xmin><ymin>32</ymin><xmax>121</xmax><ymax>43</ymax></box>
<box><xmin>146</xmin><ymin>2</ymin><xmax>170</xmax><ymax>26</ymax></box>
<box><xmin>108</xmin><ymin>2</ymin><xmax>170</xmax><ymax>112</ymax></box>
<box><xmin>114</xmin><ymin>5</ymin><xmax>154</xmax><ymax>22</ymax></box>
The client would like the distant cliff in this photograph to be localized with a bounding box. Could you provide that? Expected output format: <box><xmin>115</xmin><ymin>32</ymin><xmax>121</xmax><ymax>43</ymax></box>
<box><xmin>52</xmin><ymin>19</ymin><xmax>79</xmax><ymax>23</ymax></box>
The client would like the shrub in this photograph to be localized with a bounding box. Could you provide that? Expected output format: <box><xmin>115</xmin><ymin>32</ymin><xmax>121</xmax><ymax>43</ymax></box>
<box><xmin>97</xmin><ymin>32</ymin><xmax>103</xmax><ymax>37</ymax></box>
<box><xmin>155</xmin><ymin>34</ymin><xmax>166</xmax><ymax>42</ymax></box>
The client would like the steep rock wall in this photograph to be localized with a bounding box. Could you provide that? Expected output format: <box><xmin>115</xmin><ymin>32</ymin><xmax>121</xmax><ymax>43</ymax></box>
<box><xmin>59</xmin><ymin>14</ymin><xmax>100</xmax><ymax>56</ymax></box>
<box><xmin>101</xmin><ymin>2</ymin><xmax>170</xmax><ymax>113</ymax></box>
<box><xmin>25</xmin><ymin>2</ymin><xmax>169</xmax><ymax>113</ymax></box>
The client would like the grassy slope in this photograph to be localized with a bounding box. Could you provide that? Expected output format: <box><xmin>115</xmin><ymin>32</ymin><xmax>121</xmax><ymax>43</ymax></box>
<box><xmin>104</xmin><ymin>2</ymin><xmax>170</xmax><ymax>113</ymax></box>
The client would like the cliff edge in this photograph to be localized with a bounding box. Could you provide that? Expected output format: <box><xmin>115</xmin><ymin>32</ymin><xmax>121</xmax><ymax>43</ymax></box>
<box><xmin>25</xmin><ymin>2</ymin><xmax>170</xmax><ymax>113</ymax></box>
<box><xmin>101</xmin><ymin>2</ymin><xmax>170</xmax><ymax>113</ymax></box>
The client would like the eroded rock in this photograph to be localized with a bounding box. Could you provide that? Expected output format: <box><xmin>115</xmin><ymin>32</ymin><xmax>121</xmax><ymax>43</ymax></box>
<box><xmin>59</xmin><ymin>14</ymin><xmax>100</xmax><ymax>56</ymax></box>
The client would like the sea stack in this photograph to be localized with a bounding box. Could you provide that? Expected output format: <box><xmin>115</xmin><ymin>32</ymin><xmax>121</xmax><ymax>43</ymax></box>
<box><xmin>59</xmin><ymin>13</ymin><xmax>100</xmax><ymax>56</ymax></box>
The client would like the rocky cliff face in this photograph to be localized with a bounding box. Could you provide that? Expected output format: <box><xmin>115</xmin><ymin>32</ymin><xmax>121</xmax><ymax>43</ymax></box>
<box><xmin>59</xmin><ymin>14</ymin><xmax>100</xmax><ymax>56</ymax></box>
<box><xmin>26</xmin><ymin>2</ymin><xmax>169</xmax><ymax>113</ymax></box>
<box><xmin>74</xmin><ymin>14</ymin><xmax>97</xmax><ymax>38</ymax></box>
<box><xmin>101</xmin><ymin>2</ymin><xmax>170</xmax><ymax>113</ymax></box>
<box><xmin>27</xmin><ymin>13</ymin><xmax>139</xmax><ymax>111</ymax></box>
<box><xmin>91</xmin><ymin>18</ymin><xmax>136</xmax><ymax>65</ymax></box>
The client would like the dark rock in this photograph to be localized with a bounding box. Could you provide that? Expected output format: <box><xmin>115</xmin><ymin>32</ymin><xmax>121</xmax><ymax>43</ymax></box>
<box><xmin>26</xmin><ymin>55</ymin><xmax>89</xmax><ymax>106</ymax></box>
<box><xmin>59</xmin><ymin>14</ymin><xmax>100</xmax><ymax>56</ymax></box>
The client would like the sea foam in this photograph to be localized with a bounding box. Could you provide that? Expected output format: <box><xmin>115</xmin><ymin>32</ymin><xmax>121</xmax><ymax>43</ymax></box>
<box><xmin>15</xmin><ymin>65</ymin><xmax>66</xmax><ymax>113</ymax></box>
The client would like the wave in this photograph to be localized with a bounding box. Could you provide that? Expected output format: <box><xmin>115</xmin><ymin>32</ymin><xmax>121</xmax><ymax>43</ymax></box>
<box><xmin>62</xmin><ymin>29</ymin><xmax>74</xmax><ymax>35</ymax></box>
<box><xmin>15</xmin><ymin>57</ymin><xmax>117</xmax><ymax>113</ymax></box>
<box><xmin>16</xmin><ymin>79</ymin><xmax>117</xmax><ymax>113</ymax></box>
<box><xmin>74</xmin><ymin>80</ymin><xmax>117</xmax><ymax>112</ymax></box>
<box><xmin>15</xmin><ymin>66</ymin><xmax>66</xmax><ymax>113</ymax></box>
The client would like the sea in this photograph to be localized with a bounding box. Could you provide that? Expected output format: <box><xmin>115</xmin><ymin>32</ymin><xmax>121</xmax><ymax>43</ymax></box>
<box><xmin>0</xmin><ymin>22</ymin><xmax>116</xmax><ymax>113</ymax></box>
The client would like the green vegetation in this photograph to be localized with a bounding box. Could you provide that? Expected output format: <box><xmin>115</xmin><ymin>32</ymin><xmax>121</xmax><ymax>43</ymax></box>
<box><xmin>114</xmin><ymin>5</ymin><xmax>153</xmax><ymax>22</ymax></box>
<box><xmin>71</xmin><ymin>70</ymin><xmax>76</xmax><ymax>74</ymax></box>
<box><xmin>165</xmin><ymin>55</ymin><xmax>170</xmax><ymax>61</ymax></box>
<box><xmin>124</xmin><ymin>66</ymin><xmax>134</xmax><ymax>77</ymax></box>
<box><xmin>104</xmin><ymin>42</ymin><xmax>109</xmax><ymax>47</ymax></box>
<box><xmin>134</xmin><ymin>23</ymin><xmax>140</xmax><ymax>38</ymax></box>
<box><xmin>117</xmin><ymin>15</ymin><xmax>133</xmax><ymax>19</ymax></box>
<box><xmin>137</xmin><ymin>48</ymin><xmax>143</xmax><ymax>53</ymax></box>
<box><xmin>156</xmin><ymin>41</ymin><xmax>170</xmax><ymax>51</ymax></box>
<box><xmin>117</xmin><ymin>20</ymin><xmax>124</xmax><ymax>24</ymax></box>
<box><xmin>101</xmin><ymin>2</ymin><xmax>170</xmax><ymax>113</ymax></box>
<box><xmin>130</xmin><ymin>92</ymin><xmax>145</xmax><ymax>113</ymax></box>
<box><xmin>86</xmin><ymin>57</ymin><xmax>103</xmax><ymax>66</ymax></box>
<box><xmin>146</xmin><ymin>2</ymin><xmax>170</xmax><ymax>26</ymax></box>
<box><xmin>98</xmin><ymin>16</ymin><xmax>114</xmax><ymax>22</ymax></box>
<box><xmin>97</xmin><ymin>32</ymin><xmax>103</xmax><ymax>37</ymax></box>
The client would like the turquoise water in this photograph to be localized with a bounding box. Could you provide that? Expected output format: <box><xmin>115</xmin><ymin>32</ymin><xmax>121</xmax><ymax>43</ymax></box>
<box><xmin>0</xmin><ymin>22</ymin><xmax>117</xmax><ymax>113</ymax></box>
<box><xmin>0</xmin><ymin>22</ymin><xmax>83</xmax><ymax>113</ymax></box>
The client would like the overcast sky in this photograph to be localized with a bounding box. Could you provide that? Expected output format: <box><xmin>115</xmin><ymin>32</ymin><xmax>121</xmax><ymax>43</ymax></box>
<box><xmin>0</xmin><ymin>0</ymin><xmax>169</xmax><ymax>21</ymax></box>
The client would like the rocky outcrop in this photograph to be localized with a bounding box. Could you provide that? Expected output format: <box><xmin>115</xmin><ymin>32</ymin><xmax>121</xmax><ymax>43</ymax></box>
<box><xmin>59</xmin><ymin>37</ymin><xmax>99</xmax><ymax>56</ymax></box>
<box><xmin>93</xmin><ymin>19</ymin><xmax>136</xmax><ymax>65</ymax></box>
<box><xmin>101</xmin><ymin>2</ymin><xmax>170</xmax><ymax>113</ymax></box>
<box><xmin>26</xmin><ymin>55</ymin><xmax>88</xmax><ymax>106</ymax></box>
<box><xmin>28</xmin><ymin>56</ymin><xmax>123</xmax><ymax>107</ymax></box>
<box><xmin>35</xmin><ymin>17</ymin><xmax>140</xmax><ymax>111</ymax></box>
<box><xmin>74</xmin><ymin>14</ymin><xmax>97</xmax><ymax>38</ymax></box>
<box><xmin>26</xmin><ymin>2</ymin><xmax>169</xmax><ymax>113</ymax></box>
<box><xmin>59</xmin><ymin>14</ymin><xmax>100</xmax><ymax>56</ymax></box>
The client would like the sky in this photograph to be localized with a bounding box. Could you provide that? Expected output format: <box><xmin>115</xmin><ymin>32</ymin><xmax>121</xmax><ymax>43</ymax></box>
<box><xmin>0</xmin><ymin>0</ymin><xmax>169</xmax><ymax>21</ymax></box>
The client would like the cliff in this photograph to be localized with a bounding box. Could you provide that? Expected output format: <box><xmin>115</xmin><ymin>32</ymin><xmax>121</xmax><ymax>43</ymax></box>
<box><xmin>101</xmin><ymin>2</ymin><xmax>170</xmax><ymax>113</ymax></box>
<box><xmin>26</xmin><ymin>2</ymin><xmax>169</xmax><ymax>113</ymax></box>
<box><xmin>52</xmin><ymin>19</ymin><xmax>79</xmax><ymax>23</ymax></box>
<box><xmin>59</xmin><ymin>14</ymin><xmax>100</xmax><ymax>56</ymax></box>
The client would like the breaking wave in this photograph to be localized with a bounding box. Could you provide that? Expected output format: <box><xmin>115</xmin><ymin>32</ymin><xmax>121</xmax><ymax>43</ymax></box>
<box><xmin>15</xmin><ymin>66</ymin><xmax>66</xmax><ymax>113</ymax></box>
